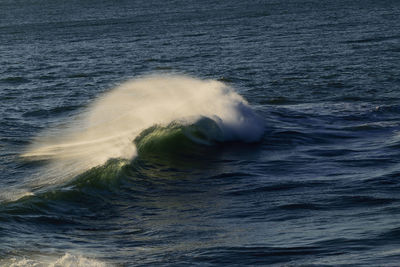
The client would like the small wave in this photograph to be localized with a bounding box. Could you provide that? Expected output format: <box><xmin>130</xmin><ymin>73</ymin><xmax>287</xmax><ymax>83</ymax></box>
<box><xmin>343</xmin><ymin>122</ymin><xmax>399</xmax><ymax>131</ymax></box>
<box><xmin>0</xmin><ymin>76</ymin><xmax>30</xmax><ymax>84</ymax></box>
<box><xmin>277</xmin><ymin>203</ymin><xmax>322</xmax><ymax>211</ymax></box>
<box><xmin>373</xmin><ymin>105</ymin><xmax>400</xmax><ymax>114</ymax></box>
<box><xmin>259</xmin><ymin>97</ymin><xmax>295</xmax><ymax>105</ymax></box>
<box><xmin>192</xmin><ymin>246</ymin><xmax>325</xmax><ymax>265</ymax></box>
<box><xmin>343</xmin><ymin>35</ymin><xmax>400</xmax><ymax>44</ymax></box>
<box><xmin>22</xmin><ymin>105</ymin><xmax>82</xmax><ymax>118</ymax></box>
<box><xmin>67</xmin><ymin>73</ymin><xmax>90</xmax><ymax>78</ymax></box>
<box><xmin>328</xmin><ymin>195</ymin><xmax>397</xmax><ymax>209</ymax></box>
<box><xmin>225</xmin><ymin>180</ymin><xmax>328</xmax><ymax>196</ymax></box>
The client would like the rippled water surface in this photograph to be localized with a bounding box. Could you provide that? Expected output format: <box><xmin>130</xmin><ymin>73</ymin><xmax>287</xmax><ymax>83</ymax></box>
<box><xmin>1</xmin><ymin>0</ymin><xmax>400</xmax><ymax>265</ymax></box>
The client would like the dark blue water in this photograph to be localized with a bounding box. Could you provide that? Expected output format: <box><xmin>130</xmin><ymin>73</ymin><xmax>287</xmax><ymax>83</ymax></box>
<box><xmin>1</xmin><ymin>0</ymin><xmax>400</xmax><ymax>265</ymax></box>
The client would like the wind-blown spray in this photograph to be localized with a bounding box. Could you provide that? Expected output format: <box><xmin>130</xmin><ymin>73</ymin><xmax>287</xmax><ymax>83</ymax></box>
<box><xmin>21</xmin><ymin>74</ymin><xmax>264</xmax><ymax>189</ymax></box>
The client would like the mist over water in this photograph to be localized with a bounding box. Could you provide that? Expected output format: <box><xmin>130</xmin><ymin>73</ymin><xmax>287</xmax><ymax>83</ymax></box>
<box><xmin>1</xmin><ymin>0</ymin><xmax>400</xmax><ymax>266</ymax></box>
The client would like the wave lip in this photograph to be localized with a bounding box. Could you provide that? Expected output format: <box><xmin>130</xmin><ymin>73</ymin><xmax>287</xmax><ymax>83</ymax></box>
<box><xmin>17</xmin><ymin>74</ymin><xmax>264</xmax><ymax>193</ymax></box>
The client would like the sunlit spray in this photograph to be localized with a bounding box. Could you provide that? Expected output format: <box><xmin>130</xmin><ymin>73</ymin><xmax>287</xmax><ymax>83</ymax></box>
<box><xmin>17</xmin><ymin>74</ymin><xmax>264</xmax><ymax>195</ymax></box>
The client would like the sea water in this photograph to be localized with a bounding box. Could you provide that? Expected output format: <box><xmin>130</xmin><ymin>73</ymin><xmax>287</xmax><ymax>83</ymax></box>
<box><xmin>1</xmin><ymin>0</ymin><xmax>400</xmax><ymax>265</ymax></box>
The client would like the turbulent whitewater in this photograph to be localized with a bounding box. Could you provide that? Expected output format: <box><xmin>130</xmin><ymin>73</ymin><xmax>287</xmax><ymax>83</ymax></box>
<box><xmin>21</xmin><ymin>75</ymin><xmax>264</xmax><ymax>187</ymax></box>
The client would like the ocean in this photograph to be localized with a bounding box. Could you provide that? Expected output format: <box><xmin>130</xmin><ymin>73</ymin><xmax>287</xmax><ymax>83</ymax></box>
<box><xmin>1</xmin><ymin>0</ymin><xmax>400</xmax><ymax>265</ymax></box>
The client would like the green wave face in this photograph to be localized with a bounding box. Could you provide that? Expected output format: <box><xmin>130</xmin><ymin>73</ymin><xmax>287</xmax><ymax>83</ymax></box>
<box><xmin>134</xmin><ymin>117</ymin><xmax>223</xmax><ymax>156</ymax></box>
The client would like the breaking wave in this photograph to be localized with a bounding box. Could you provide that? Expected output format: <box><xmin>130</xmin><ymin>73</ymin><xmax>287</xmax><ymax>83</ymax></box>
<box><xmin>10</xmin><ymin>74</ymin><xmax>264</xmax><ymax>199</ymax></box>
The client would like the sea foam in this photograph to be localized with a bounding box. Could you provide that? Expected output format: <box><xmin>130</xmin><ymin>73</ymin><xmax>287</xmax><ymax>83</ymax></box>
<box><xmin>4</xmin><ymin>253</ymin><xmax>109</xmax><ymax>267</ymax></box>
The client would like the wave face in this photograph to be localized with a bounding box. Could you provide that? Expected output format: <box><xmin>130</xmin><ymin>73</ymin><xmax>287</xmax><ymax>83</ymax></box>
<box><xmin>20</xmin><ymin>75</ymin><xmax>264</xmax><ymax>190</ymax></box>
